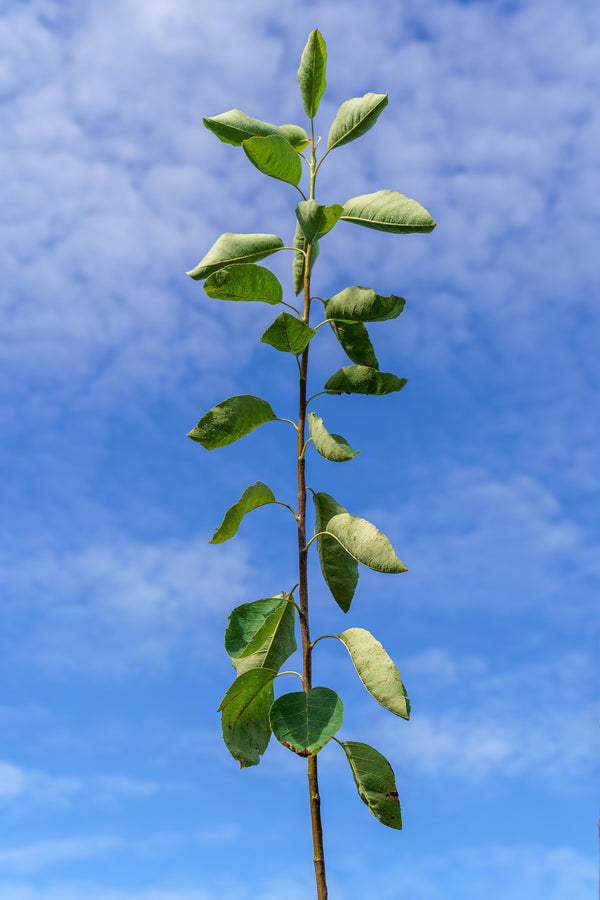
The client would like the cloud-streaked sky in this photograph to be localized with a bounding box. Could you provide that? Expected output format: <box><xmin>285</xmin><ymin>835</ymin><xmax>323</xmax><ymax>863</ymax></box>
<box><xmin>1</xmin><ymin>1</ymin><xmax>598</xmax><ymax>898</ymax></box>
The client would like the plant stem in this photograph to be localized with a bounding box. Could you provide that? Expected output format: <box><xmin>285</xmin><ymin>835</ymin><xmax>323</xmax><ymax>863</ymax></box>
<box><xmin>296</xmin><ymin>131</ymin><xmax>328</xmax><ymax>900</ymax></box>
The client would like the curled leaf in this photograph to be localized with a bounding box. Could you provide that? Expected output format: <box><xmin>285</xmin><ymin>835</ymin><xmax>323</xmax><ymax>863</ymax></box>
<box><xmin>278</xmin><ymin>123</ymin><xmax>310</xmax><ymax>151</ymax></box>
<box><xmin>307</xmin><ymin>412</ymin><xmax>359</xmax><ymax>462</ymax></box>
<box><xmin>329</xmin><ymin>320</ymin><xmax>379</xmax><ymax>369</ymax></box>
<box><xmin>225</xmin><ymin>595</ymin><xmax>297</xmax><ymax>677</ymax></box>
<box><xmin>225</xmin><ymin>596</ymin><xmax>287</xmax><ymax>658</ymax></box>
<box><xmin>292</xmin><ymin>221</ymin><xmax>320</xmax><ymax>296</ymax></box>
<box><xmin>325</xmin><ymin>366</ymin><xmax>406</xmax><ymax>396</ymax></box>
<box><xmin>296</xmin><ymin>200</ymin><xmax>343</xmax><ymax>244</ymax></box>
<box><xmin>313</xmin><ymin>492</ymin><xmax>358</xmax><ymax>612</ymax></box>
<box><xmin>210</xmin><ymin>481</ymin><xmax>276</xmax><ymax>543</ymax></box>
<box><xmin>325</xmin><ymin>286</ymin><xmax>405</xmax><ymax>322</ymax></box>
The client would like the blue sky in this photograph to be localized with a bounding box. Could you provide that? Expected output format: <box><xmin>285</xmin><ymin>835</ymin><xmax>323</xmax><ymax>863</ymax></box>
<box><xmin>1</xmin><ymin>0</ymin><xmax>598</xmax><ymax>898</ymax></box>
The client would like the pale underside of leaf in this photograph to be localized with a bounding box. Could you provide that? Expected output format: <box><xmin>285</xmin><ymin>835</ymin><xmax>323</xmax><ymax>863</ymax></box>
<box><xmin>341</xmin><ymin>190</ymin><xmax>436</xmax><ymax>234</ymax></box>
<box><xmin>243</xmin><ymin>135</ymin><xmax>302</xmax><ymax>187</ymax></box>
<box><xmin>339</xmin><ymin>627</ymin><xmax>410</xmax><ymax>718</ymax></box>
<box><xmin>325</xmin><ymin>286</ymin><xmax>406</xmax><ymax>322</ymax></box>
<box><xmin>204</xmin><ymin>264</ymin><xmax>283</xmax><ymax>305</ymax></box>
<box><xmin>327</xmin><ymin>93</ymin><xmax>388</xmax><ymax>151</ymax></box>
<box><xmin>329</xmin><ymin>320</ymin><xmax>379</xmax><ymax>369</ymax></box>
<box><xmin>313</xmin><ymin>492</ymin><xmax>358</xmax><ymax>612</ymax></box>
<box><xmin>324</xmin><ymin>512</ymin><xmax>407</xmax><ymax>574</ymax></box>
<box><xmin>187</xmin><ymin>394</ymin><xmax>276</xmax><ymax>450</ymax></box>
<box><xmin>325</xmin><ymin>365</ymin><xmax>407</xmax><ymax>396</ymax></box>
<box><xmin>297</xmin><ymin>29</ymin><xmax>327</xmax><ymax>118</ymax></box>
<box><xmin>341</xmin><ymin>741</ymin><xmax>402</xmax><ymax>829</ymax></box>
<box><xmin>231</xmin><ymin>598</ymin><xmax>296</xmax><ymax>677</ymax></box>
<box><xmin>187</xmin><ymin>233</ymin><xmax>284</xmax><ymax>281</ymax></box>
<box><xmin>269</xmin><ymin>687</ymin><xmax>343</xmax><ymax>756</ymax></box>
<box><xmin>260</xmin><ymin>312</ymin><xmax>315</xmax><ymax>355</ymax></box>
<box><xmin>210</xmin><ymin>481</ymin><xmax>276</xmax><ymax>543</ymax></box>
<box><xmin>307</xmin><ymin>412</ymin><xmax>359</xmax><ymax>462</ymax></box>
<box><xmin>218</xmin><ymin>668</ymin><xmax>277</xmax><ymax>768</ymax></box>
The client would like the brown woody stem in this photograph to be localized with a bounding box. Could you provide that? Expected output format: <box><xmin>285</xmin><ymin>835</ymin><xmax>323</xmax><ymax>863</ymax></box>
<box><xmin>296</xmin><ymin>128</ymin><xmax>328</xmax><ymax>900</ymax></box>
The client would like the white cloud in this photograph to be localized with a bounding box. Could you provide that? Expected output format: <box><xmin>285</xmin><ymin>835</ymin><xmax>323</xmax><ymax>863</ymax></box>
<box><xmin>0</xmin><ymin>760</ymin><xmax>191</xmax><ymax>808</ymax></box>
<box><xmin>358</xmin><ymin>841</ymin><xmax>597</xmax><ymax>900</ymax></box>
<box><xmin>0</xmin><ymin>888</ymin><xmax>217</xmax><ymax>900</ymax></box>
<box><xmin>375</xmin><ymin>467</ymin><xmax>600</xmax><ymax>618</ymax></box>
<box><xmin>0</xmin><ymin>841</ymin><xmax>594</xmax><ymax>900</ymax></box>
<box><xmin>0</xmin><ymin>761</ymin><xmax>81</xmax><ymax>805</ymax></box>
<box><xmin>0</xmin><ymin>836</ymin><xmax>120</xmax><ymax>874</ymax></box>
<box><xmin>0</xmin><ymin>534</ymin><xmax>253</xmax><ymax>675</ymax></box>
<box><xmin>362</xmin><ymin>649</ymin><xmax>598</xmax><ymax>788</ymax></box>
<box><xmin>0</xmin><ymin>762</ymin><xmax>28</xmax><ymax>798</ymax></box>
<box><xmin>0</xmin><ymin>0</ymin><xmax>597</xmax><ymax>416</ymax></box>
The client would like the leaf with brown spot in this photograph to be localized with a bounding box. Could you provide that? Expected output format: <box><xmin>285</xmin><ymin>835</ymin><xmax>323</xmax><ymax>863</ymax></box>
<box><xmin>340</xmin><ymin>740</ymin><xmax>403</xmax><ymax>829</ymax></box>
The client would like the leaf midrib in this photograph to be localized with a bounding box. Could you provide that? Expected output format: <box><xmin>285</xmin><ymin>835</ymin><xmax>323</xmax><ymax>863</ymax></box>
<box><xmin>329</xmin><ymin>95</ymin><xmax>387</xmax><ymax>151</ymax></box>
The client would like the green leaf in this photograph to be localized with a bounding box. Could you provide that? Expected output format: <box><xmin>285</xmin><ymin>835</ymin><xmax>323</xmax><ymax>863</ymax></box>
<box><xmin>327</xmin><ymin>93</ymin><xmax>388</xmax><ymax>151</ymax></box>
<box><xmin>210</xmin><ymin>481</ymin><xmax>276</xmax><ymax>543</ymax></box>
<box><xmin>296</xmin><ymin>200</ymin><xmax>343</xmax><ymax>244</ymax></box>
<box><xmin>341</xmin><ymin>190</ymin><xmax>436</xmax><ymax>234</ymax></box>
<box><xmin>322</xmin><ymin>510</ymin><xmax>407</xmax><ymax>574</ymax></box>
<box><xmin>225</xmin><ymin>595</ymin><xmax>297</xmax><ymax>677</ymax></box>
<box><xmin>204</xmin><ymin>264</ymin><xmax>283</xmax><ymax>305</ymax></box>
<box><xmin>270</xmin><ymin>687</ymin><xmax>343</xmax><ymax>756</ymax></box>
<box><xmin>325</xmin><ymin>286</ymin><xmax>406</xmax><ymax>322</ymax></box>
<box><xmin>313</xmin><ymin>492</ymin><xmax>358</xmax><ymax>612</ymax></box>
<box><xmin>243</xmin><ymin>135</ymin><xmax>302</xmax><ymax>187</ymax></box>
<box><xmin>203</xmin><ymin>109</ymin><xmax>288</xmax><ymax>147</ymax></box>
<box><xmin>340</xmin><ymin>741</ymin><xmax>403</xmax><ymax>829</ymax></box>
<box><xmin>329</xmin><ymin>321</ymin><xmax>379</xmax><ymax>369</ymax></box>
<box><xmin>187</xmin><ymin>394</ymin><xmax>276</xmax><ymax>449</ymax></box>
<box><xmin>218</xmin><ymin>668</ymin><xmax>276</xmax><ymax>768</ymax></box>
<box><xmin>232</xmin><ymin>595</ymin><xmax>296</xmax><ymax>675</ymax></box>
<box><xmin>278</xmin><ymin>123</ymin><xmax>310</xmax><ymax>151</ymax></box>
<box><xmin>339</xmin><ymin>628</ymin><xmax>410</xmax><ymax>719</ymax></box>
<box><xmin>187</xmin><ymin>233</ymin><xmax>284</xmax><ymax>281</ymax></box>
<box><xmin>325</xmin><ymin>366</ymin><xmax>406</xmax><ymax>396</ymax></box>
<box><xmin>307</xmin><ymin>412</ymin><xmax>359</xmax><ymax>463</ymax></box>
<box><xmin>225</xmin><ymin>596</ymin><xmax>287</xmax><ymax>658</ymax></box>
<box><xmin>297</xmin><ymin>29</ymin><xmax>327</xmax><ymax>118</ymax></box>
<box><xmin>260</xmin><ymin>312</ymin><xmax>315</xmax><ymax>355</ymax></box>
<box><xmin>292</xmin><ymin>220</ymin><xmax>319</xmax><ymax>296</ymax></box>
